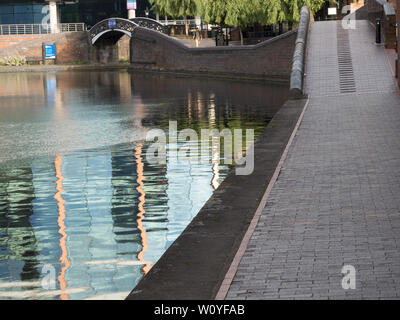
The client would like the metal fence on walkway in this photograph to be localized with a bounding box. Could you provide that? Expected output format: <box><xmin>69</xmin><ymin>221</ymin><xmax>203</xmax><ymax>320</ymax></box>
<box><xmin>0</xmin><ymin>23</ymin><xmax>86</xmax><ymax>35</ymax></box>
<box><xmin>163</xmin><ymin>19</ymin><xmax>197</xmax><ymax>26</ymax></box>
<box><xmin>59</xmin><ymin>23</ymin><xmax>86</xmax><ymax>33</ymax></box>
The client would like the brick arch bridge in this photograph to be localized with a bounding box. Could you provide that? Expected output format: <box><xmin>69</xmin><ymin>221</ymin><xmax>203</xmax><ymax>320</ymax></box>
<box><xmin>89</xmin><ymin>16</ymin><xmax>298</xmax><ymax>82</ymax></box>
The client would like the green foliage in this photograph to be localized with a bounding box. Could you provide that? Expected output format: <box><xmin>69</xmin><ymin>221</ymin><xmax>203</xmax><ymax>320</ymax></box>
<box><xmin>149</xmin><ymin>0</ymin><xmax>169</xmax><ymax>16</ymax></box>
<box><xmin>197</xmin><ymin>0</ymin><xmax>329</xmax><ymax>26</ymax></box>
<box><xmin>150</xmin><ymin>0</ymin><xmax>199</xmax><ymax>35</ymax></box>
<box><xmin>0</xmin><ymin>56</ymin><xmax>27</xmax><ymax>66</ymax></box>
<box><xmin>150</xmin><ymin>0</ymin><xmax>328</xmax><ymax>27</ymax></box>
<box><xmin>225</xmin><ymin>0</ymin><xmax>260</xmax><ymax>28</ymax></box>
<box><xmin>118</xmin><ymin>58</ymin><xmax>129</xmax><ymax>64</ymax></box>
<box><xmin>150</xmin><ymin>0</ymin><xmax>198</xmax><ymax>18</ymax></box>
<box><xmin>258</xmin><ymin>0</ymin><xmax>328</xmax><ymax>24</ymax></box>
<box><xmin>196</xmin><ymin>0</ymin><xmax>230</xmax><ymax>25</ymax></box>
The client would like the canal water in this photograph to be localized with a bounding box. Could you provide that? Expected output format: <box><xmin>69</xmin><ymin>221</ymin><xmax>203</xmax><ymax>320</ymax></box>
<box><xmin>0</xmin><ymin>70</ymin><xmax>288</xmax><ymax>300</ymax></box>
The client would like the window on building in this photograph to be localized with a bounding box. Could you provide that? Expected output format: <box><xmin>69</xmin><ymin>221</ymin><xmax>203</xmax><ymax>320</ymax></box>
<box><xmin>0</xmin><ymin>5</ymin><xmax>46</xmax><ymax>25</ymax></box>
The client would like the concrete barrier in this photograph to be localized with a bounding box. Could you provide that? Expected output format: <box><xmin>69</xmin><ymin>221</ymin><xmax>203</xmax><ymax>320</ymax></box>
<box><xmin>289</xmin><ymin>6</ymin><xmax>312</xmax><ymax>99</ymax></box>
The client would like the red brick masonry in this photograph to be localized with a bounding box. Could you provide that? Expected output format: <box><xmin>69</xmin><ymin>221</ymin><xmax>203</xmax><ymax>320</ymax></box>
<box><xmin>0</xmin><ymin>32</ymin><xmax>90</xmax><ymax>64</ymax></box>
<box><xmin>130</xmin><ymin>27</ymin><xmax>298</xmax><ymax>81</ymax></box>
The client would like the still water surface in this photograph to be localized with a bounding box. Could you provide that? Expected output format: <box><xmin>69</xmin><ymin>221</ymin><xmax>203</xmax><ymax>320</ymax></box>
<box><xmin>0</xmin><ymin>71</ymin><xmax>288</xmax><ymax>299</ymax></box>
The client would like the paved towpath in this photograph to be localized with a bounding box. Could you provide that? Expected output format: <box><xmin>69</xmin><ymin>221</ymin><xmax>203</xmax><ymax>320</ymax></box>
<box><xmin>226</xmin><ymin>20</ymin><xmax>400</xmax><ymax>299</ymax></box>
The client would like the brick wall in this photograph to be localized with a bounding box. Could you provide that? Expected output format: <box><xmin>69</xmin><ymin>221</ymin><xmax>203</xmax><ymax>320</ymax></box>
<box><xmin>386</xmin><ymin>12</ymin><xmax>397</xmax><ymax>49</ymax></box>
<box><xmin>0</xmin><ymin>35</ymin><xmax>43</xmax><ymax>49</ymax></box>
<box><xmin>130</xmin><ymin>27</ymin><xmax>297</xmax><ymax>80</ymax></box>
<box><xmin>0</xmin><ymin>32</ymin><xmax>90</xmax><ymax>64</ymax></box>
<box><xmin>118</xmin><ymin>35</ymin><xmax>131</xmax><ymax>61</ymax></box>
<box><xmin>56</xmin><ymin>32</ymin><xmax>90</xmax><ymax>64</ymax></box>
<box><xmin>90</xmin><ymin>41</ymin><xmax>119</xmax><ymax>64</ymax></box>
<box><xmin>366</xmin><ymin>0</ymin><xmax>397</xmax><ymax>49</ymax></box>
<box><xmin>367</xmin><ymin>0</ymin><xmax>382</xmax><ymax>13</ymax></box>
<box><xmin>366</xmin><ymin>0</ymin><xmax>396</xmax><ymax>12</ymax></box>
<box><xmin>355</xmin><ymin>3</ymin><xmax>369</xmax><ymax>19</ymax></box>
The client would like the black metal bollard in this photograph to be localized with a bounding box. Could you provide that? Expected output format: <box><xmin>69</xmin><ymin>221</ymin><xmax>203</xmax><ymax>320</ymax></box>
<box><xmin>376</xmin><ymin>18</ymin><xmax>381</xmax><ymax>44</ymax></box>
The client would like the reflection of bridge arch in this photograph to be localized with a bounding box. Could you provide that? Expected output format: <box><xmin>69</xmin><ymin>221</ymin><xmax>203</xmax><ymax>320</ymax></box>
<box><xmin>90</xmin><ymin>17</ymin><xmax>166</xmax><ymax>45</ymax></box>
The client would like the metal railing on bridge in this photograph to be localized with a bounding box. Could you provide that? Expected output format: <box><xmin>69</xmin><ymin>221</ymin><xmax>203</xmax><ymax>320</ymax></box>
<box><xmin>0</xmin><ymin>23</ymin><xmax>86</xmax><ymax>35</ymax></box>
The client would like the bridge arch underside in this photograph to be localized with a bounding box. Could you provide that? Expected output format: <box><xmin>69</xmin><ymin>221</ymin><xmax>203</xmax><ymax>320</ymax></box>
<box><xmin>91</xmin><ymin>30</ymin><xmax>132</xmax><ymax>64</ymax></box>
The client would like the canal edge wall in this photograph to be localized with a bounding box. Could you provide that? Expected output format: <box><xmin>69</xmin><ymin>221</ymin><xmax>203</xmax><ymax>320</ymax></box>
<box><xmin>126</xmin><ymin>6</ymin><xmax>313</xmax><ymax>300</ymax></box>
<box><xmin>1</xmin><ymin>24</ymin><xmax>298</xmax><ymax>83</ymax></box>
<box><xmin>126</xmin><ymin>97</ymin><xmax>309</xmax><ymax>300</ymax></box>
<box><xmin>129</xmin><ymin>27</ymin><xmax>298</xmax><ymax>82</ymax></box>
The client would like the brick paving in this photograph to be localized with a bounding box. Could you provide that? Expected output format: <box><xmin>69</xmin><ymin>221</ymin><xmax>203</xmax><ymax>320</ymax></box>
<box><xmin>226</xmin><ymin>20</ymin><xmax>400</xmax><ymax>299</ymax></box>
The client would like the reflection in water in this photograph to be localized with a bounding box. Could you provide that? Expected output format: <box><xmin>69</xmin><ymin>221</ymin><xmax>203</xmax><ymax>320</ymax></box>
<box><xmin>0</xmin><ymin>167</ymin><xmax>41</xmax><ymax>283</ymax></box>
<box><xmin>54</xmin><ymin>156</ymin><xmax>70</xmax><ymax>300</ymax></box>
<box><xmin>211</xmin><ymin>163</ymin><xmax>220</xmax><ymax>190</ymax></box>
<box><xmin>209</xmin><ymin>99</ymin><xmax>220</xmax><ymax>190</ymax></box>
<box><xmin>134</xmin><ymin>144</ymin><xmax>151</xmax><ymax>274</ymax></box>
<box><xmin>0</xmin><ymin>70</ymin><xmax>288</xmax><ymax>299</ymax></box>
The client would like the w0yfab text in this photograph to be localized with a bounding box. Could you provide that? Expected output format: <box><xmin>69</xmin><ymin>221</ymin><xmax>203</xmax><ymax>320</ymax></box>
<box><xmin>154</xmin><ymin>304</ymin><xmax>245</xmax><ymax>317</ymax></box>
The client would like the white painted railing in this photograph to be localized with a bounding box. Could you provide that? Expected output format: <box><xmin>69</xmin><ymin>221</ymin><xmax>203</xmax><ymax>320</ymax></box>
<box><xmin>0</xmin><ymin>24</ymin><xmax>50</xmax><ymax>35</ymax></box>
<box><xmin>163</xmin><ymin>19</ymin><xmax>197</xmax><ymax>26</ymax></box>
<box><xmin>59</xmin><ymin>23</ymin><xmax>86</xmax><ymax>32</ymax></box>
<box><xmin>0</xmin><ymin>23</ymin><xmax>86</xmax><ymax>35</ymax></box>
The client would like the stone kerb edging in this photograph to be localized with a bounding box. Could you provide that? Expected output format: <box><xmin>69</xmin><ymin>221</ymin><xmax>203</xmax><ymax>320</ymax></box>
<box><xmin>289</xmin><ymin>6</ymin><xmax>312</xmax><ymax>99</ymax></box>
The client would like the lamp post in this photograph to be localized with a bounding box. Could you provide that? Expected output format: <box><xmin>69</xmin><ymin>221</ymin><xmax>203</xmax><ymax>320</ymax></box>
<box><xmin>376</xmin><ymin>18</ymin><xmax>381</xmax><ymax>44</ymax></box>
<box><xmin>145</xmin><ymin>7</ymin><xmax>149</xmax><ymax>18</ymax></box>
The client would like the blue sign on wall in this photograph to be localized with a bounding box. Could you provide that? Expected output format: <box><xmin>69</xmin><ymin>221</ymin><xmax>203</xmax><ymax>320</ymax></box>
<box><xmin>44</xmin><ymin>44</ymin><xmax>56</xmax><ymax>59</ymax></box>
<box><xmin>108</xmin><ymin>18</ymin><xmax>117</xmax><ymax>29</ymax></box>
